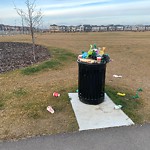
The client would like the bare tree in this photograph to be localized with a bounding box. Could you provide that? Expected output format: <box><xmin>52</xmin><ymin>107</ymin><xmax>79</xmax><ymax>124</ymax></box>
<box><xmin>14</xmin><ymin>9</ymin><xmax>25</xmax><ymax>34</ymax></box>
<box><xmin>14</xmin><ymin>0</ymin><xmax>42</xmax><ymax>61</ymax></box>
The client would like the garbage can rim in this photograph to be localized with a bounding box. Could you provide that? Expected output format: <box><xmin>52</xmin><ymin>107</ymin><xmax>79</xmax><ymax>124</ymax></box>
<box><xmin>77</xmin><ymin>60</ymin><xmax>106</xmax><ymax>65</ymax></box>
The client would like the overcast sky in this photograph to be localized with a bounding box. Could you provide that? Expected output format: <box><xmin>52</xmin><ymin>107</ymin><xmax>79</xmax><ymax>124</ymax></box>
<box><xmin>0</xmin><ymin>0</ymin><xmax>150</xmax><ymax>28</ymax></box>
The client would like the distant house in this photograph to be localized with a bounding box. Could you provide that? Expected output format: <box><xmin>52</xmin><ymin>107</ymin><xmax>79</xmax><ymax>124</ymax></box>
<box><xmin>50</xmin><ymin>24</ymin><xmax>59</xmax><ymax>32</ymax></box>
<box><xmin>131</xmin><ymin>25</ymin><xmax>138</xmax><ymax>31</ymax></box>
<box><xmin>21</xmin><ymin>26</ymin><xmax>30</xmax><ymax>32</ymax></box>
<box><xmin>69</xmin><ymin>26</ymin><xmax>76</xmax><ymax>32</ymax></box>
<box><xmin>145</xmin><ymin>25</ymin><xmax>150</xmax><ymax>31</ymax></box>
<box><xmin>76</xmin><ymin>25</ymin><xmax>84</xmax><ymax>32</ymax></box>
<box><xmin>108</xmin><ymin>25</ymin><xmax>116</xmax><ymax>31</ymax></box>
<box><xmin>59</xmin><ymin>25</ymin><xmax>67</xmax><ymax>32</ymax></box>
<box><xmin>91</xmin><ymin>25</ymin><xmax>100</xmax><ymax>32</ymax></box>
<box><xmin>3</xmin><ymin>25</ymin><xmax>16</xmax><ymax>31</ymax></box>
<box><xmin>99</xmin><ymin>25</ymin><xmax>108</xmax><ymax>32</ymax></box>
<box><xmin>10</xmin><ymin>26</ymin><xmax>16</xmax><ymax>31</ymax></box>
<box><xmin>66</xmin><ymin>26</ymin><xmax>76</xmax><ymax>32</ymax></box>
<box><xmin>124</xmin><ymin>25</ymin><xmax>132</xmax><ymax>31</ymax></box>
<box><xmin>3</xmin><ymin>25</ymin><xmax>9</xmax><ymax>31</ymax></box>
<box><xmin>0</xmin><ymin>24</ymin><xmax>5</xmax><ymax>31</ymax></box>
<box><xmin>16</xmin><ymin>26</ymin><xmax>22</xmax><ymax>31</ymax></box>
<box><xmin>83</xmin><ymin>25</ymin><xmax>92</xmax><ymax>32</ymax></box>
<box><xmin>137</xmin><ymin>25</ymin><xmax>145</xmax><ymax>31</ymax></box>
<box><xmin>115</xmin><ymin>25</ymin><xmax>124</xmax><ymax>31</ymax></box>
<box><xmin>0</xmin><ymin>24</ymin><xmax>30</xmax><ymax>35</ymax></box>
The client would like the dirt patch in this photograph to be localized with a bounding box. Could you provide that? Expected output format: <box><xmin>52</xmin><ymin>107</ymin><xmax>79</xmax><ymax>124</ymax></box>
<box><xmin>0</xmin><ymin>42</ymin><xmax>50</xmax><ymax>73</ymax></box>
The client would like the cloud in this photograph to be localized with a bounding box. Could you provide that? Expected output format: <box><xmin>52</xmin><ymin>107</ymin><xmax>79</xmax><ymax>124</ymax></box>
<box><xmin>43</xmin><ymin>0</ymin><xmax>150</xmax><ymax>18</ymax></box>
<box><xmin>0</xmin><ymin>8</ymin><xmax>18</xmax><ymax>19</ymax></box>
<box><xmin>1</xmin><ymin>0</ymin><xmax>150</xmax><ymax>26</ymax></box>
<box><xmin>37</xmin><ymin>0</ymin><xmax>111</xmax><ymax>9</ymax></box>
<box><xmin>42</xmin><ymin>0</ymin><xmax>150</xmax><ymax>26</ymax></box>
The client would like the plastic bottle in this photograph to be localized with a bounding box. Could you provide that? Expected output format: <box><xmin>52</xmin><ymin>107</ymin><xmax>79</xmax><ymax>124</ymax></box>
<box><xmin>93</xmin><ymin>43</ymin><xmax>97</xmax><ymax>49</ymax></box>
<box><xmin>99</xmin><ymin>47</ymin><xmax>106</xmax><ymax>56</ymax></box>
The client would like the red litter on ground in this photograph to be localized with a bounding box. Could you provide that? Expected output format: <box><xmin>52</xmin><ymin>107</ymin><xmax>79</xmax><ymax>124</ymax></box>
<box><xmin>53</xmin><ymin>92</ymin><xmax>60</xmax><ymax>97</ymax></box>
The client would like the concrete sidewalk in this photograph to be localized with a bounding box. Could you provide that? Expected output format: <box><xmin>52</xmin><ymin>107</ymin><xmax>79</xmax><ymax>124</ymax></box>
<box><xmin>0</xmin><ymin>124</ymin><xmax>150</xmax><ymax>150</ymax></box>
<box><xmin>69</xmin><ymin>93</ymin><xmax>134</xmax><ymax>131</ymax></box>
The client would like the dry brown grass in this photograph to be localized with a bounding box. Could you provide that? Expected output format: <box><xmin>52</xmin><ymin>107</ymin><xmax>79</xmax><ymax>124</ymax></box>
<box><xmin>0</xmin><ymin>32</ymin><xmax>150</xmax><ymax>140</ymax></box>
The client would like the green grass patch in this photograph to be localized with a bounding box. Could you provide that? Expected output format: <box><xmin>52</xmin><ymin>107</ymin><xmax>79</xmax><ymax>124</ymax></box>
<box><xmin>105</xmin><ymin>85</ymin><xmax>143</xmax><ymax>123</ymax></box>
<box><xmin>21</xmin><ymin>84</ymin><xmax>78</xmax><ymax>120</ymax></box>
<box><xmin>22</xmin><ymin>101</ymin><xmax>48</xmax><ymax>119</ymax></box>
<box><xmin>21</xmin><ymin>47</ymin><xmax>76</xmax><ymax>75</ymax></box>
<box><xmin>0</xmin><ymin>100</ymin><xmax>5</xmax><ymax>110</ymax></box>
<box><xmin>13</xmin><ymin>88</ymin><xmax>28</xmax><ymax>97</ymax></box>
<box><xmin>0</xmin><ymin>93</ymin><xmax>13</xmax><ymax>110</ymax></box>
<box><xmin>27</xmin><ymin>111</ymin><xmax>41</xmax><ymax>119</ymax></box>
<box><xmin>21</xmin><ymin>60</ymin><xmax>60</xmax><ymax>75</ymax></box>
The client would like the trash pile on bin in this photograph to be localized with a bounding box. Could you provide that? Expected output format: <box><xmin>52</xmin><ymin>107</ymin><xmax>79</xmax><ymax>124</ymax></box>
<box><xmin>77</xmin><ymin>44</ymin><xmax>110</xmax><ymax>64</ymax></box>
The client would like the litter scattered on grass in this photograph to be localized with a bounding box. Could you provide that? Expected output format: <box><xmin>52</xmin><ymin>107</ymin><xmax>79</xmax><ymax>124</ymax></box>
<box><xmin>137</xmin><ymin>88</ymin><xmax>143</xmax><ymax>92</ymax></box>
<box><xmin>132</xmin><ymin>88</ymin><xmax>143</xmax><ymax>99</ymax></box>
<box><xmin>132</xmin><ymin>93</ymin><xmax>140</xmax><ymax>99</ymax></box>
<box><xmin>117</xmin><ymin>92</ymin><xmax>126</xmax><ymax>96</ymax></box>
<box><xmin>53</xmin><ymin>92</ymin><xmax>60</xmax><ymax>97</ymax></box>
<box><xmin>114</xmin><ymin>105</ymin><xmax>122</xmax><ymax>110</ymax></box>
<box><xmin>113</xmin><ymin>75</ymin><xmax>122</xmax><ymax>78</ymax></box>
<box><xmin>47</xmin><ymin>106</ymin><xmax>54</xmax><ymax>114</ymax></box>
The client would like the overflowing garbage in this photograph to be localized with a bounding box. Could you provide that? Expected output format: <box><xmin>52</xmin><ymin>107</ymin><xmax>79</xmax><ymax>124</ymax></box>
<box><xmin>77</xmin><ymin>44</ymin><xmax>110</xmax><ymax>64</ymax></box>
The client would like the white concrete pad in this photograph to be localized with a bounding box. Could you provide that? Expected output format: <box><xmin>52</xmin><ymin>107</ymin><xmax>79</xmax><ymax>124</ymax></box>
<box><xmin>68</xmin><ymin>93</ymin><xmax>134</xmax><ymax>131</ymax></box>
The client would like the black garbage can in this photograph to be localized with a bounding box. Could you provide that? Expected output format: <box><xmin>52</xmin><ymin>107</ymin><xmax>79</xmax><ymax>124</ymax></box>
<box><xmin>78</xmin><ymin>61</ymin><xmax>106</xmax><ymax>105</ymax></box>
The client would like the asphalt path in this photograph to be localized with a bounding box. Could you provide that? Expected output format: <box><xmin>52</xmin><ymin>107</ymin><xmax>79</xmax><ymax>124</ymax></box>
<box><xmin>0</xmin><ymin>124</ymin><xmax>150</xmax><ymax>150</ymax></box>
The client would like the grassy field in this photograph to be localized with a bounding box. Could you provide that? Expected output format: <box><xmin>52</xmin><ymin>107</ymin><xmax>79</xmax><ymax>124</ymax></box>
<box><xmin>0</xmin><ymin>31</ymin><xmax>150</xmax><ymax>140</ymax></box>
